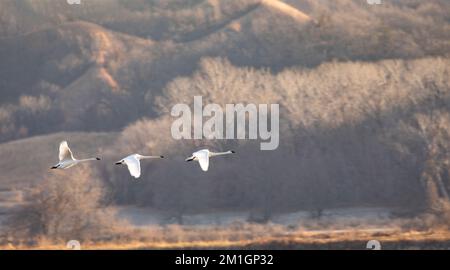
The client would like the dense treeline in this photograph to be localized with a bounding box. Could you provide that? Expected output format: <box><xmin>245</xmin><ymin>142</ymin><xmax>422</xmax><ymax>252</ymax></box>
<box><xmin>99</xmin><ymin>57</ymin><xmax>450</xmax><ymax>220</ymax></box>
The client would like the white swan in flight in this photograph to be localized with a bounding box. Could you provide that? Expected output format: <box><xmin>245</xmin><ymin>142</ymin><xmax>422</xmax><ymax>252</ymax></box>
<box><xmin>185</xmin><ymin>149</ymin><xmax>235</xmax><ymax>171</ymax></box>
<box><xmin>51</xmin><ymin>141</ymin><xmax>101</xmax><ymax>169</ymax></box>
<box><xmin>115</xmin><ymin>154</ymin><xmax>164</xmax><ymax>179</ymax></box>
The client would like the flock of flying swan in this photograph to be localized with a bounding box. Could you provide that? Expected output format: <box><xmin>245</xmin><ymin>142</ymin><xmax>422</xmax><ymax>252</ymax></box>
<box><xmin>51</xmin><ymin>141</ymin><xmax>235</xmax><ymax>178</ymax></box>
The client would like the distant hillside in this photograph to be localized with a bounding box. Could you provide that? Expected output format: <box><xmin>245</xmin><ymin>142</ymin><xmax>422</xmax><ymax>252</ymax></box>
<box><xmin>1</xmin><ymin>0</ymin><xmax>449</xmax><ymax>143</ymax></box>
<box><xmin>261</xmin><ymin>0</ymin><xmax>311</xmax><ymax>22</ymax></box>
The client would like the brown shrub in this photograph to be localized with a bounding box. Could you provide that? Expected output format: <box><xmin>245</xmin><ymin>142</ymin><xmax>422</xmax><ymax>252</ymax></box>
<box><xmin>5</xmin><ymin>164</ymin><xmax>122</xmax><ymax>245</ymax></box>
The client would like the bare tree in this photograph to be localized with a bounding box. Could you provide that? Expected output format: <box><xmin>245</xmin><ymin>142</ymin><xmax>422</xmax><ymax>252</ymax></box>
<box><xmin>5</xmin><ymin>164</ymin><xmax>118</xmax><ymax>245</ymax></box>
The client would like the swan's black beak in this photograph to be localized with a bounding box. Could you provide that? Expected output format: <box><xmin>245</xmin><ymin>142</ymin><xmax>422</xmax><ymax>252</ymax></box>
<box><xmin>231</xmin><ymin>150</ymin><xmax>236</xmax><ymax>154</ymax></box>
<box><xmin>160</xmin><ymin>156</ymin><xmax>164</xmax><ymax>158</ymax></box>
<box><xmin>185</xmin><ymin>157</ymin><xmax>194</xmax><ymax>162</ymax></box>
<box><xmin>50</xmin><ymin>166</ymin><xmax>58</xmax><ymax>169</ymax></box>
<box><xmin>115</xmin><ymin>162</ymin><xmax>122</xmax><ymax>165</ymax></box>
<box><xmin>96</xmin><ymin>157</ymin><xmax>101</xmax><ymax>160</ymax></box>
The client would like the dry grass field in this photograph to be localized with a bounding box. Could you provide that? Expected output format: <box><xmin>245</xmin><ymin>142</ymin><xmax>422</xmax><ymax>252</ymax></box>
<box><xmin>3</xmin><ymin>227</ymin><xmax>450</xmax><ymax>250</ymax></box>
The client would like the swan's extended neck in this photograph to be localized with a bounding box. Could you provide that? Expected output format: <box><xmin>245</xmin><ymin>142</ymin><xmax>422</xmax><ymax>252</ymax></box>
<box><xmin>209</xmin><ymin>150</ymin><xmax>235</xmax><ymax>157</ymax></box>
<box><xmin>77</xmin><ymin>157</ymin><xmax>101</xmax><ymax>162</ymax></box>
<box><xmin>138</xmin><ymin>155</ymin><xmax>164</xmax><ymax>160</ymax></box>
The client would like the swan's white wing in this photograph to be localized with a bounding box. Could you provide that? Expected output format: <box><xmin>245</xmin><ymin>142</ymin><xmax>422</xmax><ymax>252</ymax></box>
<box><xmin>197</xmin><ymin>152</ymin><xmax>210</xmax><ymax>172</ymax></box>
<box><xmin>59</xmin><ymin>141</ymin><xmax>74</xmax><ymax>161</ymax></box>
<box><xmin>124</xmin><ymin>156</ymin><xmax>141</xmax><ymax>178</ymax></box>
